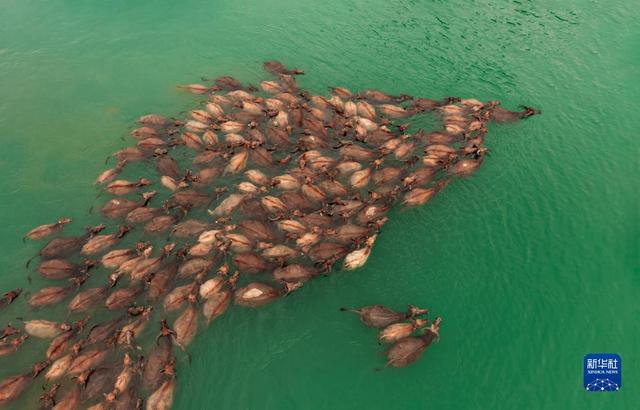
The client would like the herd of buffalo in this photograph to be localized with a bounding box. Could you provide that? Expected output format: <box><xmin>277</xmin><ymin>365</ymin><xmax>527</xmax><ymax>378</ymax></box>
<box><xmin>0</xmin><ymin>61</ymin><xmax>539</xmax><ymax>408</ymax></box>
<box><xmin>341</xmin><ymin>305</ymin><xmax>440</xmax><ymax>368</ymax></box>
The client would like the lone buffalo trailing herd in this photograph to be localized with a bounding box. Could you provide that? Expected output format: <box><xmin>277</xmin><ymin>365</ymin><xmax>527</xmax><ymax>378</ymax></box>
<box><xmin>0</xmin><ymin>61</ymin><xmax>539</xmax><ymax>408</ymax></box>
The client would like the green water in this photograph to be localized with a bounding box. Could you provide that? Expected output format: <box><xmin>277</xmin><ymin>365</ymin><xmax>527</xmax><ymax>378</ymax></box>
<box><xmin>1</xmin><ymin>0</ymin><xmax>638</xmax><ymax>408</ymax></box>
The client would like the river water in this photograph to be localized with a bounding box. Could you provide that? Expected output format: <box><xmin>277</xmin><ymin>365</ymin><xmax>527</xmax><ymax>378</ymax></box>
<box><xmin>0</xmin><ymin>0</ymin><xmax>637</xmax><ymax>408</ymax></box>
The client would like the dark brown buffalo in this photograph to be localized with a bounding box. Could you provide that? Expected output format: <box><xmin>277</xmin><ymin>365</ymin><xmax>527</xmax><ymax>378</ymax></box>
<box><xmin>147</xmin><ymin>261</ymin><xmax>178</xmax><ymax>300</ymax></box>
<box><xmin>105</xmin><ymin>286</ymin><xmax>142</xmax><ymax>310</ymax></box>
<box><xmin>264</xmin><ymin>60</ymin><xmax>304</xmax><ymax>76</ymax></box>
<box><xmin>51</xmin><ymin>383</ymin><xmax>80</xmax><ymax>409</ymax></box>
<box><xmin>37</xmin><ymin>224</ymin><xmax>104</xmax><ymax>260</ymax></box>
<box><xmin>101</xmin><ymin>192</ymin><xmax>156</xmax><ymax>219</ymax></box>
<box><xmin>113</xmin><ymin>146</ymin><xmax>147</xmax><ymax>162</ymax></box>
<box><xmin>130</xmin><ymin>243</ymin><xmax>174</xmax><ymax>284</ymax></box>
<box><xmin>488</xmin><ymin>104</ymin><xmax>540</xmax><ymax>123</ymax></box>
<box><xmin>340</xmin><ymin>305</ymin><xmax>407</xmax><ymax>328</ymax></box>
<box><xmin>384</xmin><ymin>317</ymin><xmax>442</xmax><ymax>368</ymax></box>
<box><xmin>28</xmin><ymin>285</ymin><xmax>73</xmax><ymax>308</ymax></box>
<box><xmin>139</xmin><ymin>114</ymin><xmax>169</xmax><ymax>126</ymax></box>
<box><xmin>96</xmin><ymin>160</ymin><xmax>127</xmax><ymax>185</ymax></box>
<box><xmin>84</xmin><ymin>367</ymin><xmax>114</xmax><ymax>400</ymax></box>
<box><xmin>163</xmin><ymin>283</ymin><xmax>197</xmax><ymax>312</ymax></box>
<box><xmin>411</xmin><ymin>97</ymin><xmax>442</xmax><ymax>112</ymax></box>
<box><xmin>24</xmin><ymin>218</ymin><xmax>72</xmax><ymax>241</ymax></box>
<box><xmin>143</xmin><ymin>326</ymin><xmax>173</xmax><ymax>391</ymax></box>
<box><xmin>106</xmin><ymin>178</ymin><xmax>152</xmax><ymax>195</ymax></box>
<box><xmin>172</xmin><ymin>190</ymin><xmax>210</xmax><ymax>208</ymax></box>
<box><xmin>308</xmin><ymin>242</ymin><xmax>347</xmax><ymax>265</ymax></box>
<box><xmin>81</xmin><ymin>225</ymin><xmax>131</xmax><ymax>255</ymax></box>
<box><xmin>330</xmin><ymin>224</ymin><xmax>369</xmax><ymax>244</ymax></box>
<box><xmin>147</xmin><ymin>379</ymin><xmax>175</xmax><ymax>410</ymax></box>
<box><xmin>68</xmin><ymin>286</ymin><xmax>109</xmax><ymax>312</ymax></box>
<box><xmin>0</xmin><ymin>324</ymin><xmax>20</xmax><ymax>341</ymax></box>
<box><xmin>114</xmin><ymin>387</ymin><xmax>140</xmax><ymax>410</ymax></box>
<box><xmin>31</xmin><ymin>359</ymin><xmax>50</xmax><ymax>378</ymax></box>
<box><xmin>46</xmin><ymin>330</ymin><xmax>76</xmax><ymax>361</ymax></box>
<box><xmin>126</xmin><ymin>205</ymin><xmax>162</xmax><ymax>224</ymax></box>
<box><xmin>214</xmin><ymin>75</ymin><xmax>243</xmax><ymax>90</ymax></box>
<box><xmin>101</xmin><ymin>248</ymin><xmax>136</xmax><ymax>269</ymax></box>
<box><xmin>202</xmin><ymin>288</ymin><xmax>232</xmax><ymax>323</ymax></box>
<box><xmin>238</xmin><ymin>220</ymin><xmax>275</xmax><ymax>242</ymax></box>
<box><xmin>0</xmin><ymin>288</ymin><xmax>22</xmax><ymax>309</ymax></box>
<box><xmin>0</xmin><ymin>374</ymin><xmax>31</xmax><ymax>404</ymax></box>
<box><xmin>0</xmin><ymin>334</ymin><xmax>29</xmax><ymax>357</ymax></box>
<box><xmin>378</xmin><ymin>319</ymin><xmax>427</xmax><ymax>344</ymax></box>
<box><xmin>39</xmin><ymin>383</ymin><xmax>61</xmax><ymax>408</ymax></box>
<box><xmin>273</xmin><ymin>264</ymin><xmax>318</xmax><ymax>282</ymax></box>
<box><xmin>232</xmin><ymin>253</ymin><xmax>269</xmax><ymax>274</ymax></box>
<box><xmin>173</xmin><ymin>304</ymin><xmax>198</xmax><ymax>349</ymax></box>
<box><xmin>172</xmin><ymin>219</ymin><xmax>210</xmax><ymax>238</ymax></box>
<box><xmin>86</xmin><ymin>316</ymin><xmax>125</xmax><ymax>345</ymax></box>
<box><xmin>145</xmin><ymin>215</ymin><xmax>177</xmax><ymax>234</ymax></box>
<box><xmin>155</xmin><ymin>149</ymin><xmax>182</xmax><ymax>178</ymax></box>
<box><xmin>38</xmin><ymin>259</ymin><xmax>77</xmax><ymax>280</ymax></box>
<box><xmin>178</xmin><ymin>257</ymin><xmax>214</xmax><ymax>279</ymax></box>
<box><xmin>68</xmin><ymin>349</ymin><xmax>109</xmax><ymax>376</ymax></box>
